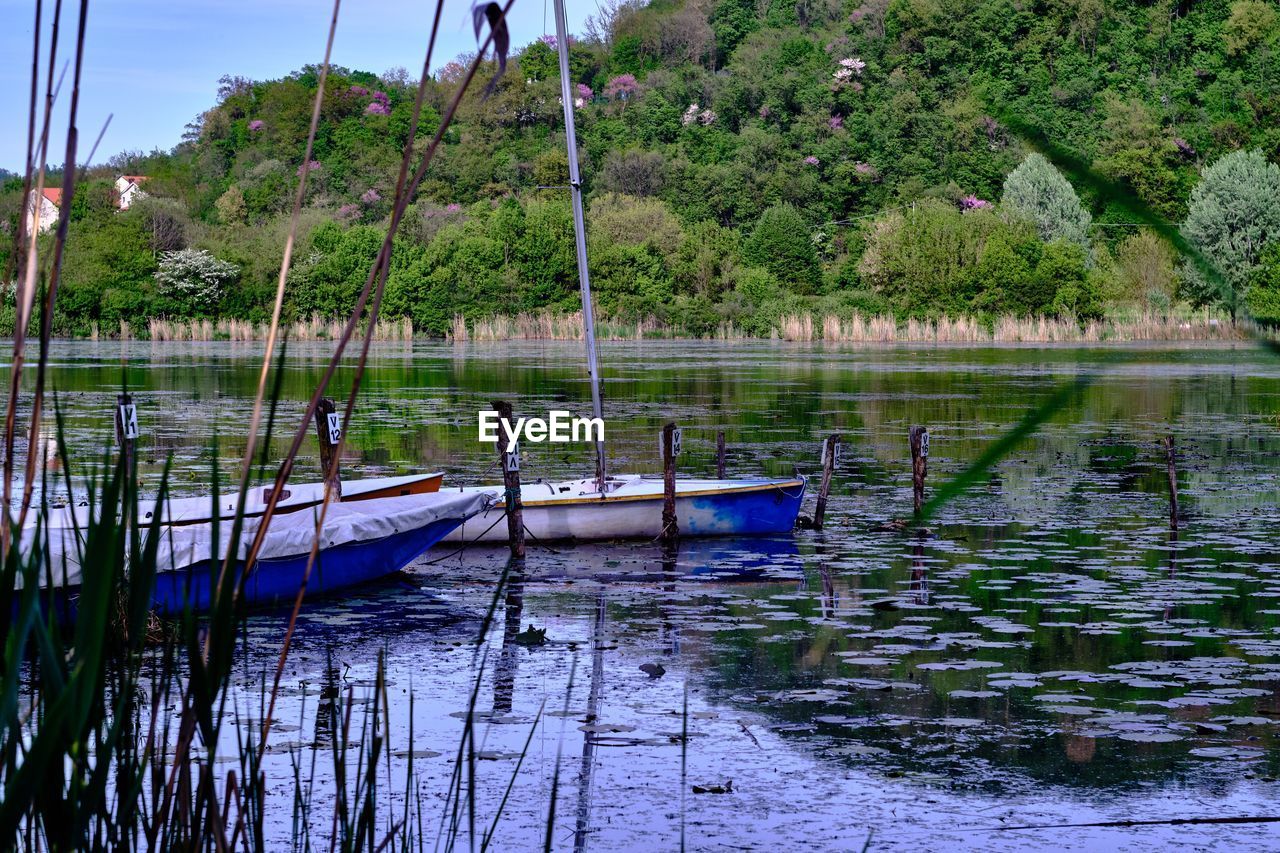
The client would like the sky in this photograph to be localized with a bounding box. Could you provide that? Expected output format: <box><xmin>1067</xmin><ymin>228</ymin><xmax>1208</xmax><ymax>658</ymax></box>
<box><xmin>0</xmin><ymin>0</ymin><xmax>594</xmax><ymax>173</ymax></box>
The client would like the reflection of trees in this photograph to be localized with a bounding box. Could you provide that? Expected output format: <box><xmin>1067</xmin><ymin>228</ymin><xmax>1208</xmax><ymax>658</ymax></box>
<box><xmin>34</xmin><ymin>343</ymin><xmax>1280</xmax><ymax>520</ymax></box>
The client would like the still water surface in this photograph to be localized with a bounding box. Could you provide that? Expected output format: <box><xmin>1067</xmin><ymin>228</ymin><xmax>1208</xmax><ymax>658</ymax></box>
<box><xmin>26</xmin><ymin>340</ymin><xmax>1280</xmax><ymax>850</ymax></box>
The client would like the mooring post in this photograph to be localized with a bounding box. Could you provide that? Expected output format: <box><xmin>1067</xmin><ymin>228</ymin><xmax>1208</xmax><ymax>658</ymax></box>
<box><xmin>313</xmin><ymin>398</ymin><xmax>343</xmax><ymax>501</ymax></box>
<box><xmin>909</xmin><ymin>426</ymin><xmax>929</xmax><ymax>516</ymax></box>
<box><xmin>115</xmin><ymin>392</ymin><xmax>138</xmax><ymax>483</ymax></box>
<box><xmin>661</xmin><ymin>422</ymin><xmax>679</xmax><ymax>544</ymax></box>
<box><xmin>493</xmin><ymin>400</ymin><xmax>525</xmax><ymax>559</ymax></box>
<box><xmin>1163</xmin><ymin>434</ymin><xmax>1179</xmax><ymax>531</ymax></box>
<box><xmin>716</xmin><ymin>430</ymin><xmax>727</xmax><ymax>479</ymax></box>
<box><xmin>813</xmin><ymin>434</ymin><xmax>840</xmax><ymax>531</ymax></box>
<box><xmin>115</xmin><ymin>393</ymin><xmax>138</xmax><ymax>541</ymax></box>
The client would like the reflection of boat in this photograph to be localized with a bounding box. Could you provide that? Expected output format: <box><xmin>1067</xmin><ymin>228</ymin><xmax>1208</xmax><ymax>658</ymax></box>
<box><xmin>455</xmin><ymin>533</ymin><xmax>803</xmax><ymax>582</ymax></box>
<box><xmin>28</xmin><ymin>491</ymin><xmax>490</xmax><ymax>614</ymax></box>
<box><xmin>444</xmin><ymin>475</ymin><xmax>806</xmax><ymax>543</ymax></box>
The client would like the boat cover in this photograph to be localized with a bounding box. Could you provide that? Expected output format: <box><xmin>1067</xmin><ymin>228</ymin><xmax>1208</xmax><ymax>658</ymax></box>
<box><xmin>18</xmin><ymin>491</ymin><xmax>489</xmax><ymax>589</ymax></box>
<box><xmin>158</xmin><ymin>491</ymin><xmax>489</xmax><ymax>568</ymax></box>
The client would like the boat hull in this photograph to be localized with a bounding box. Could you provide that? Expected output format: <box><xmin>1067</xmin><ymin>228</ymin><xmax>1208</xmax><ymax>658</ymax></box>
<box><xmin>445</xmin><ymin>478</ymin><xmax>806</xmax><ymax>543</ymax></box>
<box><xmin>151</xmin><ymin>514</ymin><xmax>463</xmax><ymax>614</ymax></box>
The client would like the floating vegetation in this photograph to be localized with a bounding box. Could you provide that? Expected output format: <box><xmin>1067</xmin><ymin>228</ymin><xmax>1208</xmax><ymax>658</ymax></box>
<box><xmin>10</xmin><ymin>340</ymin><xmax>1280</xmax><ymax>848</ymax></box>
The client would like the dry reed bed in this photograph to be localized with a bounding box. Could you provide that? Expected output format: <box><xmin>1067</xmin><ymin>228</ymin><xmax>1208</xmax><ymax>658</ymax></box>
<box><xmin>143</xmin><ymin>316</ymin><xmax>414</xmax><ymax>342</ymax></box>
<box><xmin>80</xmin><ymin>311</ymin><xmax>1251</xmax><ymax>343</ymax></box>
<box><xmin>449</xmin><ymin>310</ymin><xmax>1251</xmax><ymax>343</ymax></box>
<box><xmin>454</xmin><ymin>311</ymin><xmax>666</xmax><ymax>341</ymax></box>
<box><xmin>781</xmin><ymin>312</ymin><xmax>1249</xmax><ymax>342</ymax></box>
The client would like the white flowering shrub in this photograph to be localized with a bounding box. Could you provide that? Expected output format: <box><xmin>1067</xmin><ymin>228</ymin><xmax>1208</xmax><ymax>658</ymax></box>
<box><xmin>154</xmin><ymin>249</ymin><xmax>239</xmax><ymax>314</ymax></box>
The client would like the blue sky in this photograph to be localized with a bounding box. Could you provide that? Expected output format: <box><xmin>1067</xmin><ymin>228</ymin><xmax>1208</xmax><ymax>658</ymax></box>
<box><xmin>0</xmin><ymin>0</ymin><xmax>592</xmax><ymax>173</ymax></box>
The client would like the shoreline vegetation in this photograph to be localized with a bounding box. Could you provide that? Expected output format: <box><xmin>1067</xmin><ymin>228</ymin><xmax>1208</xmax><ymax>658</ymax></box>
<box><xmin>119</xmin><ymin>309</ymin><xmax>1254</xmax><ymax>344</ymax></box>
<box><xmin>6</xmin><ymin>1</ymin><xmax>1280</xmax><ymax>346</ymax></box>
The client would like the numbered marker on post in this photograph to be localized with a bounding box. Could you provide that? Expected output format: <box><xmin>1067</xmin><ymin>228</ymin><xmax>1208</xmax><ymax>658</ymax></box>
<box><xmin>505</xmin><ymin>443</ymin><xmax>520</xmax><ymax>472</ymax></box>
<box><xmin>820</xmin><ymin>437</ymin><xmax>842</xmax><ymax>467</ymax></box>
<box><xmin>118</xmin><ymin>402</ymin><xmax>138</xmax><ymax>442</ymax></box>
<box><xmin>659</xmin><ymin>427</ymin><xmax>683</xmax><ymax>458</ymax></box>
<box><xmin>327</xmin><ymin>411</ymin><xmax>342</xmax><ymax>444</ymax></box>
<box><xmin>920</xmin><ymin>431</ymin><xmax>930</xmax><ymax>458</ymax></box>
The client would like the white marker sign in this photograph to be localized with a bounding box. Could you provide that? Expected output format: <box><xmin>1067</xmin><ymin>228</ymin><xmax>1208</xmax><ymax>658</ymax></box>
<box><xmin>118</xmin><ymin>402</ymin><xmax>138</xmax><ymax>441</ymax></box>
<box><xmin>820</xmin><ymin>439</ymin><xmax>842</xmax><ymax>467</ymax></box>
<box><xmin>504</xmin><ymin>443</ymin><xmax>521</xmax><ymax>472</ymax></box>
<box><xmin>920</xmin><ymin>431</ymin><xmax>930</xmax><ymax>459</ymax></box>
<box><xmin>327</xmin><ymin>412</ymin><xmax>342</xmax><ymax>445</ymax></box>
<box><xmin>661</xmin><ymin>427</ymin><xmax>682</xmax><ymax>458</ymax></box>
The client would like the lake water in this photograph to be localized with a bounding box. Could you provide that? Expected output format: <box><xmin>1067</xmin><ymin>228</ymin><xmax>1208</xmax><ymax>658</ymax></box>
<box><xmin>23</xmin><ymin>340</ymin><xmax>1280</xmax><ymax>850</ymax></box>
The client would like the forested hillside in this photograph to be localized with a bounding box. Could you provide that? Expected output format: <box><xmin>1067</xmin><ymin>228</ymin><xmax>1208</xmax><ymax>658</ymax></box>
<box><xmin>4</xmin><ymin>0</ymin><xmax>1280</xmax><ymax>337</ymax></box>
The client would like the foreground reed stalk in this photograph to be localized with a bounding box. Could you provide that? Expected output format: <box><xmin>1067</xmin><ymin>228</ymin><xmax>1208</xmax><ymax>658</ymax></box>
<box><xmin>1</xmin><ymin>1</ymin><xmax>523</xmax><ymax>849</ymax></box>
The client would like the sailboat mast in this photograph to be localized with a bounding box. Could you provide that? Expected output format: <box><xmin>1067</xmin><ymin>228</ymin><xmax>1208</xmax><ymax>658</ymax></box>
<box><xmin>553</xmin><ymin>0</ymin><xmax>607</xmax><ymax>490</ymax></box>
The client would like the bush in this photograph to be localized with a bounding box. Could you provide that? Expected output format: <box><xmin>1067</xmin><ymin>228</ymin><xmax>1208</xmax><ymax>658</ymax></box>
<box><xmin>1114</xmin><ymin>230</ymin><xmax>1178</xmax><ymax>312</ymax></box>
<box><xmin>742</xmin><ymin>204</ymin><xmax>821</xmax><ymax>294</ymax></box>
<box><xmin>154</xmin><ymin>249</ymin><xmax>240</xmax><ymax>316</ymax></box>
<box><xmin>1246</xmin><ymin>243</ymin><xmax>1280</xmax><ymax>326</ymax></box>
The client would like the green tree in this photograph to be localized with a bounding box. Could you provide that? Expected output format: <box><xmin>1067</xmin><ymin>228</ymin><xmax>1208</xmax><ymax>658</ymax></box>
<box><xmin>1224</xmin><ymin>0</ymin><xmax>1278</xmax><ymax>55</ymax></box>
<box><xmin>58</xmin><ymin>213</ymin><xmax>157</xmax><ymax>333</ymax></box>
<box><xmin>1001</xmin><ymin>153</ymin><xmax>1092</xmax><ymax>257</ymax></box>
<box><xmin>1038</xmin><ymin>241</ymin><xmax>1099</xmax><ymax>320</ymax></box>
<box><xmin>289</xmin><ymin>223</ymin><xmax>384</xmax><ymax>317</ymax></box>
<box><xmin>214</xmin><ymin>184</ymin><xmax>247</xmax><ymax>225</ymax></box>
<box><xmin>1245</xmin><ymin>243</ymin><xmax>1280</xmax><ymax>326</ymax></box>
<box><xmin>742</xmin><ymin>204</ymin><xmax>820</xmax><ymax>294</ymax></box>
<box><xmin>1181</xmin><ymin>150</ymin><xmax>1280</xmax><ymax>320</ymax></box>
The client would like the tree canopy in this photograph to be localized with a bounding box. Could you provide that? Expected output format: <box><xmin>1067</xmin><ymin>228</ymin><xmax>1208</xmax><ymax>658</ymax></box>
<box><xmin>3</xmin><ymin>0</ymin><xmax>1280</xmax><ymax>336</ymax></box>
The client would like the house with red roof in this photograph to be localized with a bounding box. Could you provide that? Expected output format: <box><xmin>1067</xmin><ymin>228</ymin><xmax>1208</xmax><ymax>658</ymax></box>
<box><xmin>24</xmin><ymin>187</ymin><xmax>61</xmax><ymax>235</ymax></box>
<box><xmin>114</xmin><ymin>175</ymin><xmax>148</xmax><ymax>210</ymax></box>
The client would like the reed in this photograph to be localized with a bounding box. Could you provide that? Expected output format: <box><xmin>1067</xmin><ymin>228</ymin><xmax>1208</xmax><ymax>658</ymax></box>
<box><xmin>1</xmin><ymin>1</ymin><xmax>534</xmax><ymax>849</ymax></box>
<box><xmin>144</xmin><ymin>315</ymin><xmax>415</xmax><ymax>342</ymax></box>
<box><xmin>776</xmin><ymin>311</ymin><xmax>1250</xmax><ymax>344</ymax></box>
<box><xmin>451</xmin><ymin>308</ymin><xmax>1253</xmax><ymax>343</ymax></box>
<box><xmin>457</xmin><ymin>310</ymin><xmax>673</xmax><ymax>341</ymax></box>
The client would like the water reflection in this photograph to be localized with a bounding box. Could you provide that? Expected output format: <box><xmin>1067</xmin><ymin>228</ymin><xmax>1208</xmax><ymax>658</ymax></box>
<box><xmin>23</xmin><ymin>340</ymin><xmax>1280</xmax><ymax>849</ymax></box>
<box><xmin>492</xmin><ymin>559</ymin><xmax>526</xmax><ymax>716</ymax></box>
<box><xmin>573</xmin><ymin>594</ymin><xmax>606</xmax><ymax>853</ymax></box>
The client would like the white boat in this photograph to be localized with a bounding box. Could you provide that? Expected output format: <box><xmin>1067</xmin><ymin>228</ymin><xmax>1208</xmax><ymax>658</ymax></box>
<box><xmin>452</xmin><ymin>0</ymin><xmax>808</xmax><ymax>544</ymax></box>
<box><xmin>444</xmin><ymin>474</ymin><xmax>806</xmax><ymax>543</ymax></box>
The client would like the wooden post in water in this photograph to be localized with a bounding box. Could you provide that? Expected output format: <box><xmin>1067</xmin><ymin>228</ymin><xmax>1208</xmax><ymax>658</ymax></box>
<box><xmin>661</xmin><ymin>422</ymin><xmax>679</xmax><ymax>545</ymax></box>
<box><xmin>114</xmin><ymin>393</ymin><xmax>138</xmax><ymax>483</ymax></box>
<box><xmin>909</xmin><ymin>426</ymin><xmax>929</xmax><ymax>516</ymax></box>
<box><xmin>1163</xmin><ymin>434</ymin><xmax>1179</xmax><ymax>531</ymax></box>
<box><xmin>313</xmin><ymin>398</ymin><xmax>343</xmax><ymax>501</ymax></box>
<box><xmin>716</xmin><ymin>430</ymin><xmax>726</xmax><ymax>479</ymax></box>
<box><xmin>493</xmin><ymin>400</ymin><xmax>525</xmax><ymax>559</ymax></box>
<box><xmin>813</xmin><ymin>434</ymin><xmax>840</xmax><ymax>531</ymax></box>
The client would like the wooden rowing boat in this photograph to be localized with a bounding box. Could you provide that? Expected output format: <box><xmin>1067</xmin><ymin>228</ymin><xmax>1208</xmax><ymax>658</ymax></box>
<box><xmin>444</xmin><ymin>474</ymin><xmax>805</xmax><ymax>543</ymax></box>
